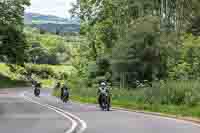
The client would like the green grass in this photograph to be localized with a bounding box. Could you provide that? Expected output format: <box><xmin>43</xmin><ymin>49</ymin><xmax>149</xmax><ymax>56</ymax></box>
<box><xmin>0</xmin><ymin>64</ymin><xmax>29</xmax><ymax>88</ymax></box>
<box><xmin>31</xmin><ymin>20</ymin><xmax>67</xmax><ymax>24</ymax></box>
<box><xmin>51</xmin><ymin>78</ymin><xmax>200</xmax><ymax>119</ymax></box>
<box><xmin>0</xmin><ymin>63</ymin><xmax>10</xmax><ymax>75</ymax></box>
<box><xmin>51</xmin><ymin>86</ymin><xmax>200</xmax><ymax>118</ymax></box>
<box><xmin>49</xmin><ymin>65</ymin><xmax>76</xmax><ymax>75</ymax></box>
<box><xmin>25</xmin><ymin>64</ymin><xmax>75</xmax><ymax>74</ymax></box>
<box><xmin>0</xmin><ymin>63</ymin><xmax>73</xmax><ymax>89</ymax></box>
<box><xmin>0</xmin><ymin>74</ymin><xmax>29</xmax><ymax>89</ymax></box>
<box><xmin>40</xmin><ymin>79</ymin><xmax>55</xmax><ymax>88</ymax></box>
<box><xmin>0</xmin><ymin>63</ymin><xmax>77</xmax><ymax>89</ymax></box>
<box><xmin>69</xmin><ymin>92</ymin><xmax>200</xmax><ymax>118</ymax></box>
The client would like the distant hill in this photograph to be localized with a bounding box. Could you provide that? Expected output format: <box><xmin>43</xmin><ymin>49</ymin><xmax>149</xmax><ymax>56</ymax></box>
<box><xmin>24</xmin><ymin>12</ymin><xmax>80</xmax><ymax>33</ymax></box>
<box><xmin>30</xmin><ymin>23</ymin><xmax>80</xmax><ymax>33</ymax></box>
<box><xmin>25</xmin><ymin>12</ymin><xmax>69</xmax><ymax>24</ymax></box>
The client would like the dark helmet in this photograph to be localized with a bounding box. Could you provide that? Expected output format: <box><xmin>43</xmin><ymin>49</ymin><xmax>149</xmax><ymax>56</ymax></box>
<box><xmin>56</xmin><ymin>82</ymin><xmax>61</xmax><ymax>86</ymax></box>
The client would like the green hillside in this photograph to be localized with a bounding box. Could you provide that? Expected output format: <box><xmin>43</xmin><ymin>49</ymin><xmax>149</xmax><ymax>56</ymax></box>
<box><xmin>24</xmin><ymin>13</ymin><xmax>80</xmax><ymax>33</ymax></box>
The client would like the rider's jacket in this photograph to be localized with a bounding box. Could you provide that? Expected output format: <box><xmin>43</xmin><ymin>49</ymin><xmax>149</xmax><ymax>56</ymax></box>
<box><xmin>61</xmin><ymin>85</ymin><xmax>69</xmax><ymax>96</ymax></box>
<box><xmin>98</xmin><ymin>86</ymin><xmax>109</xmax><ymax>96</ymax></box>
<box><xmin>35</xmin><ymin>82</ymin><xmax>41</xmax><ymax>88</ymax></box>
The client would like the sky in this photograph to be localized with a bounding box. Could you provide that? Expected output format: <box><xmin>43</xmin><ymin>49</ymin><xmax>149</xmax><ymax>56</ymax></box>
<box><xmin>25</xmin><ymin>0</ymin><xmax>76</xmax><ymax>18</ymax></box>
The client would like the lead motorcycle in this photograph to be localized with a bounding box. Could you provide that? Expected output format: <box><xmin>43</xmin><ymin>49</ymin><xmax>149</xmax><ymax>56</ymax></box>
<box><xmin>99</xmin><ymin>93</ymin><xmax>110</xmax><ymax>111</ymax></box>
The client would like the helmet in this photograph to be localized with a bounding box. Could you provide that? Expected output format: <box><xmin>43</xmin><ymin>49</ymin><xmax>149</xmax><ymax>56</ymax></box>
<box><xmin>100</xmin><ymin>82</ymin><xmax>106</xmax><ymax>86</ymax></box>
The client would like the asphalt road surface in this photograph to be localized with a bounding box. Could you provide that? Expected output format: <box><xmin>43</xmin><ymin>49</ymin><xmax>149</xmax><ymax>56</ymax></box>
<box><xmin>0</xmin><ymin>89</ymin><xmax>71</xmax><ymax>133</ymax></box>
<box><xmin>1</xmin><ymin>88</ymin><xmax>200</xmax><ymax>133</ymax></box>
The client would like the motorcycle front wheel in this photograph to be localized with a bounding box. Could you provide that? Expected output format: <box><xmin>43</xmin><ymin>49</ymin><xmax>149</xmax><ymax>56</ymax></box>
<box><xmin>34</xmin><ymin>89</ymin><xmax>40</xmax><ymax>97</ymax></box>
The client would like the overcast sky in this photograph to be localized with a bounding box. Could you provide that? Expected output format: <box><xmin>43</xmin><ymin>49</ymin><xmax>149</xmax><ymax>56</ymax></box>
<box><xmin>25</xmin><ymin>0</ymin><xmax>76</xmax><ymax>18</ymax></box>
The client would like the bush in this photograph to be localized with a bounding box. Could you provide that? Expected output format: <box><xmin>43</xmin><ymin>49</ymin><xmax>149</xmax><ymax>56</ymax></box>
<box><xmin>25</xmin><ymin>65</ymin><xmax>56</xmax><ymax>79</ymax></box>
<box><xmin>143</xmin><ymin>80</ymin><xmax>200</xmax><ymax>106</ymax></box>
<box><xmin>52</xmin><ymin>87</ymin><xmax>61</xmax><ymax>97</ymax></box>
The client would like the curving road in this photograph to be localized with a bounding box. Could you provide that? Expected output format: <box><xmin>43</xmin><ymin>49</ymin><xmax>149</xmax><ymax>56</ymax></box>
<box><xmin>0</xmin><ymin>89</ymin><xmax>72</xmax><ymax>133</ymax></box>
<box><xmin>1</xmin><ymin>88</ymin><xmax>200</xmax><ymax>133</ymax></box>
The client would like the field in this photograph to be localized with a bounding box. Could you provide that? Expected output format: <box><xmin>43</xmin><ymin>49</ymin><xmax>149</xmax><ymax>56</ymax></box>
<box><xmin>0</xmin><ymin>64</ymin><xmax>29</xmax><ymax>88</ymax></box>
<box><xmin>31</xmin><ymin>20</ymin><xmax>67</xmax><ymax>25</ymax></box>
<box><xmin>0</xmin><ymin>63</ymin><xmax>75</xmax><ymax>88</ymax></box>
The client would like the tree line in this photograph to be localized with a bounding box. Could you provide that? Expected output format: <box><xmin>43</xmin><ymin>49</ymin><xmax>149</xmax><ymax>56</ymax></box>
<box><xmin>71</xmin><ymin>0</ymin><xmax>200</xmax><ymax>88</ymax></box>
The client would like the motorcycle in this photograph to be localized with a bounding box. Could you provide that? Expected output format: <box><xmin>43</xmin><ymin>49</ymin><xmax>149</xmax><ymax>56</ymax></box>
<box><xmin>34</xmin><ymin>87</ymin><xmax>40</xmax><ymax>97</ymax></box>
<box><xmin>99</xmin><ymin>93</ymin><xmax>110</xmax><ymax>111</ymax></box>
<box><xmin>62</xmin><ymin>89</ymin><xmax>69</xmax><ymax>103</ymax></box>
<box><xmin>33</xmin><ymin>83</ymin><xmax>41</xmax><ymax>97</ymax></box>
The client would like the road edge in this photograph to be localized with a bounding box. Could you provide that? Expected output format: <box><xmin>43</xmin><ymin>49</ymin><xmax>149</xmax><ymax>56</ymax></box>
<box><xmin>113</xmin><ymin>107</ymin><xmax>200</xmax><ymax>126</ymax></box>
<box><xmin>72</xmin><ymin>100</ymin><xmax>200</xmax><ymax>127</ymax></box>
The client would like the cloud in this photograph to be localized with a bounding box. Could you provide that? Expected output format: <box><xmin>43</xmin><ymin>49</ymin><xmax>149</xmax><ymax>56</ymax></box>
<box><xmin>25</xmin><ymin>0</ymin><xmax>76</xmax><ymax>18</ymax></box>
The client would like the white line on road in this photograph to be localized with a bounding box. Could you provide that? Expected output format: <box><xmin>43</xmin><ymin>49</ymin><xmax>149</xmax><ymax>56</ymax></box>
<box><xmin>117</xmin><ymin>109</ymin><xmax>200</xmax><ymax>128</ymax></box>
<box><xmin>49</xmin><ymin>104</ymin><xmax>87</xmax><ymax>133</ymax></box>
<box><xmin>73</xmin><ymin>101</ymin><xmax>200</xmax><ymax>128</ymax></box>
<box><xmin>23</xmin><ymin>94</ymin><xmax>77</xmax><ymax>133</ymax></box>
<box><xmin>22</xmin><ymin>92</ymin><xmax>87</xmax><ymax>133</ymax></box>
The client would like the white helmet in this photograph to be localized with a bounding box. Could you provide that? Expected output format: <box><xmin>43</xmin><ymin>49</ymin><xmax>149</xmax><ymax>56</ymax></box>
<box><xmin>101</xmin><ymin>82</ymin><xmax>106</xmax><ymax>86</ymax></box>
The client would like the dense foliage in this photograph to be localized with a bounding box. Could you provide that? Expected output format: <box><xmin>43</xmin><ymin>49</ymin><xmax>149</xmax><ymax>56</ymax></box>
<box><xmin>25</xmin><ymin>27</ymin><xmax>76</xmax><ymax>65</ymax></box>
<box><xmin>70</xmin><ymin>0</ymin><xmax>200</xmax><ymax>88</ymax></box>
<box><xmin>0</xmin><ymin>0</ymin><xmax>30</xmax><ymax>64</ymax></box>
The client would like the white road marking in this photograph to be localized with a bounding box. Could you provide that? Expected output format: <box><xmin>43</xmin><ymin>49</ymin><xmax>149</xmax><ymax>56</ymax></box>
<box><xmin>117</xmin><ymin>109</ymin><xmax>200</xmax><ymax>128</ymax></box>
<box><xmin>49</xmin><ymin>104</ymin><xmax>87</xmax><ymax>133</ymax></box>
<box><xmin>23</xmin><ymin>94</ymin><xmax>77</xmax><ymax>133</ymax></box>
<box><xmin>22</xmin><ymin>92</ymin><xmax>87</xmax><ymax>133</ymax></box>
<box><xmin>73</xmin><ymin>101</ymin><xmax>200</xmax><ymax>128</ymax></box>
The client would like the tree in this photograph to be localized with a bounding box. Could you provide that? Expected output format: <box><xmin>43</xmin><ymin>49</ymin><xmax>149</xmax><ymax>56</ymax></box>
<box><xmin>70</xmin><ymin>0</ymin><xmax>200</xmax><ymax>88</ymax></box>
<box><xmin>0</xmin><ymin>0</ymin><xmax>30</xmax><ymax>64</ymax></box>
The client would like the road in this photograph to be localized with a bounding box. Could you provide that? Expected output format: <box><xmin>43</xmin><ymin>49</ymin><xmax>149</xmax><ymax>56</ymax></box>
<box><xmin>1</xmin><ymin>88</ymin><xmax>200</xmax><ymax>133</ymax></box>
<box><xmin>0</xmin><ymin>89</ymin><xmax>72</xmax><ymax>133</ymax></box>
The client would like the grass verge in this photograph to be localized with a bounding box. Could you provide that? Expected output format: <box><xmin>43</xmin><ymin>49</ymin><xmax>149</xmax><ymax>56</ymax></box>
<box><xmin>52</xmin><ymin>87</ymin><xmax>200</xmax><ymax>119</ymax></box>
<box><xmin>0</xmin><ymin>75</ymin><xmax>29</xmax><ymax>89</ymax></box>
<box><xmin>70</xmin><ymin>94</ymin><xmax>200</xmax><ymax>118</ymax></box>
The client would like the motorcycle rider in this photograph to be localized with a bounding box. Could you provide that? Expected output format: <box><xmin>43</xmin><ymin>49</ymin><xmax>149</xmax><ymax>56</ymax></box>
<box><xmin>31</xmin><ymin>79</ymin><xmax>37</xmax><ymax>89</ymax></box>
<box><xmin>56</xmin><ymin>82</ymin><xmax>61</xmax><ymax>89</ymax></box>
<box><xmin>98</xmin><ymin>81</ymin><xmax>110</xmax><ymax>107</ymax></box>
<box><xmin>54</xmin><ymin>82</ymin><xmax>61</xmax><ymax>91</ymax></box>
<box><xmin>33</xmin><ymin>80</ymin><xmax>41</xmax><ymax>96</ymax></box>
<box><xmin>60</xmin><ymin>83</ymin><xmax>69</xmax><ymax>100</ymax></box>
<box><xmin>36</xmin><ymin>82</ymin><xmax>41</xmax><ymax>88</ymax></box>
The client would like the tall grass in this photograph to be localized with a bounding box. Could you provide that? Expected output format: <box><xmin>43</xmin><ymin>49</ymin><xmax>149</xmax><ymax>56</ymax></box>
<box><xmin>56</xmin><ymin>78</ymin><xmax>200</xmax><ymax>106</ymax></box>
<box><xmin>144</xmin><ymin>80</ymin><xmax>200</xmax><ymax>106</ymax></box>
<box><xmin>53</xmin><ymin>78</ymin><xmax>200</xmax><ymax>118</ymax></box>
